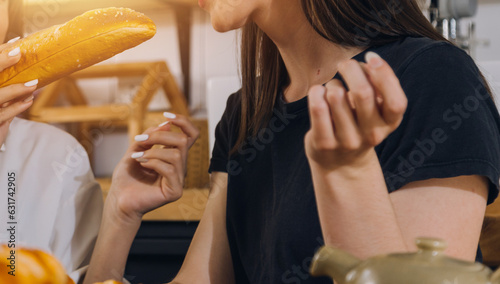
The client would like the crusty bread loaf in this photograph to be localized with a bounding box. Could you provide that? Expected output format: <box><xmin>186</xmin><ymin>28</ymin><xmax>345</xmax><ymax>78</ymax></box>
<box><xmin>0</xmin><ymin>7</ymin><xmax>156</xmax><ymax>88</ymax></box>
<box><xmin>0</xmin><ymin>244</ymin><xmax>75</xmax><ymax>284</ymax></box>
<box><xmin>94</xmin><ymin>280</ymin><xmax>124</xmax><ymax>284</ymax></box>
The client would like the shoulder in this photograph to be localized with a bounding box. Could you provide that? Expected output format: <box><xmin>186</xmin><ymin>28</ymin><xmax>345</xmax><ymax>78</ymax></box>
<box><xmin>209</xmin><ymin>90</ymin><xmax>242</xmax><ymax>172</ymax></box>
<box><xmin>375</xmin><ymin>37</ymin><xmax>489</xmax><ymax>105</ymax></box>
<box><xmin>11</xmin><ymin>118</ymin><xmax>81</xmax><ymax>146</ymax></box>
<box><xmin>10</xmin><ymin>118</ymin><xmax>88</xmax><ymax>163</ymax></box>
<box><xmin>218</xmin><ymin>90</ymin><xmax>242</xmax><ymax>130</ymax></box>
<box><xmin>225</xmin><ymin>90</ymin><xmax>242</xmax><ymax>115</ymax></box>
<box><xmin>376</xmin><ymin>37</ymin><xmax>477</xmax><ymax>79</ymax></box>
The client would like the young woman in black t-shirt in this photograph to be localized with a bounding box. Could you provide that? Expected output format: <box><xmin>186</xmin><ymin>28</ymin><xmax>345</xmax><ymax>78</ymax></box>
<box><xmin>84</xmin><ymin>1</ymin><xmax>500</xmax><ymax>283</ymax></box>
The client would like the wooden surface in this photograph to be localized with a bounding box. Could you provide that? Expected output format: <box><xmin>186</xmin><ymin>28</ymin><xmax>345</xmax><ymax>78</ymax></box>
<box><xmin>486</xmin><ymin>198</ymin><xmax>500</xmax><ymax>216</ymax></box>
<box><xmin>97</xmin><ymin>178</ymin><xmax>209</xmax><ymax>221</ymax></box>
<box><xmin>480</xmin><ymin>197</ymin><xmax>500</xmax><ymax>267</ymax></box>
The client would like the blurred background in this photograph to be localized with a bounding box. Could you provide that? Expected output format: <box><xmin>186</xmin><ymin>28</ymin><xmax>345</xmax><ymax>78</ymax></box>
<box><xmin>17</xmin><ymin>0</ymin><xmax>500</xmax><ymax>283</ymax></box>
<box><xmin>21</xmin><ymin>0</ymin><xmax>500</xmax><ymax>179</ymax></box>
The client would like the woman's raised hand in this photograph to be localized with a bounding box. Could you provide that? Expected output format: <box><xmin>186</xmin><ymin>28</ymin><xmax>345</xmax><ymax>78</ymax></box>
<box><xmin>108</xmin><ymin>113</ymin><xmax>200</xmax><ymax>223</ymax></box>
<box><xmin>0</xmin><ymin>40</ymin><xmax>38</xmax><ymax>124</ymax></box>
<box><xmin>305</xmin><ymin>52</ymin><xmax>407</xmax><ymax>172</ymax></box>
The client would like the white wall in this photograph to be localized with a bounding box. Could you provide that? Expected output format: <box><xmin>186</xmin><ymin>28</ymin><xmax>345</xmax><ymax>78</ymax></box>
<box><xmin>474</xmin><ymin>1</ymin><xmax>500</xmax><ymax>62</ymax></box>
<box><xmin>473</xmin><ymin>2</ymin><xmax>500</xmax><ymax>104</ymax></box>
<box><xmin>108</xmin><ymin>8</ymin><xmax>240</xmax><ymax>112</ymax></box>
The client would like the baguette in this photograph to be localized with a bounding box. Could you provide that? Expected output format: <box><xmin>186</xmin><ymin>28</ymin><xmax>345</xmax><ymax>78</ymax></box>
<box><xmin>0</xmin><ymin>7</ymin><xmax>156</xmax><ymax>88</ymax></box>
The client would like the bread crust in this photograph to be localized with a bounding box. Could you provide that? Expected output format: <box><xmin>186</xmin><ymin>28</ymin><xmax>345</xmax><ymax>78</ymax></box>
<box><xmin>0</xmin><ymin>7</ymin><xmax>156</xmax><ymax>88</ymax></box>
<box><xmin>0</xmin><ymin>244</ymin><xmax>75</xmax><ymax>284</ymax></box>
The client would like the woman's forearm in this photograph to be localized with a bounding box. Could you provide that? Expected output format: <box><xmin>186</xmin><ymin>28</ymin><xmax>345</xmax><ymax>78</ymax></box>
<box><xmin>310</xmin><ymin>150</ymin><xmax>408</xmax><ymax>259</ymax></box>
<box><xmin>83</xmin><ymin>202</ymin><xmax>142</xmax><ymax>284</ymax></box>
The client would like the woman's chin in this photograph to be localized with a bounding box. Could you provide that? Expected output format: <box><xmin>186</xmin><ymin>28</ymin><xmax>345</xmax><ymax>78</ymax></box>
<box><xmin>211</xmin><ymin>19</ymin><xmax>233</xmax><ymax>33</ymax></box>
<box><xmin>211</xmin><ymin>16</ymin><xmax>247</xmax><ymax>33</ymax></box>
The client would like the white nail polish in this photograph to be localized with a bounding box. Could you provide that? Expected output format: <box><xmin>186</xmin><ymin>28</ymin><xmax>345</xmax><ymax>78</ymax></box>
<box><xmin>8</xmin><ymin>47</ymin><xmax>20</xmax><ymax>57</ymax></box>
<box><xmin>23</xmin><ymin>96</ymin><xmax>34</xmax><ymax>103</ymax></box>
<box><xmin>158</xmin><ymin>121</ymin><xmax>170</xmax><ymax>127</ymax></box>
<box><xmin>163</xmin><ymin>112</ymin><xmax>176</xmax><ymax>119</ymax></box>
<box><xmin>136</xmin><ymin>158</ymin><xmax>149</xmax><ymax>163</ymax></box>
<box><xmin>7</xmin><ymin>37</ymin><xmax>21</xmax><ymax>44</ymax></box>
<box><xmin>135</xmin><ymin>134</ymin><xmax>149</xmax><ymax>142</ymax></box>
<box><xmin>24</xmin><ymin>79</ymin><xmax>38</xmax><ymax>87</ymax></box>
<box><xmin>131</xmin><ymin>152</ymin><xmax>144</xmax><ymax>159</ymax></box>
<box><xmin>365</xmin><ymin>52</ymin><xmax>383</xmax><ymax>68</ymax></box>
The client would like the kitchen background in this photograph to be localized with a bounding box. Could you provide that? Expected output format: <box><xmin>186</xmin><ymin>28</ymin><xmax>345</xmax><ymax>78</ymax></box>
<box><xmin>19</xmin><ymin>0</ymin><xmax>500</xmax><ymax>283</ymax></box>
<box><xmin>22</xmin><ymin>0</ymin><xmax>500</xmax><ymax>177</ymax></box>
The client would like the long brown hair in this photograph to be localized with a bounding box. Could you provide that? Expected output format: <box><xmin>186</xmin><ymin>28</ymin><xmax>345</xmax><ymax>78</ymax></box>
<box><xmin>234</xmin><ymin>0</ymin><xmax>491</xmax><ymax>152</ymax></box>
<box><xmin>6</xmin><ymin>0</ymin><xmax>24</xmax><ymax>42</ymax></box>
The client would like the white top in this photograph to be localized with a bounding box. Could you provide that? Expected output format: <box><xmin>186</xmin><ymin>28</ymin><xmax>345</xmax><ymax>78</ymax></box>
<box><xmin>0</xmin><ymin>118</ymin><xmax>103</xmax><ymax>283</ymax></box>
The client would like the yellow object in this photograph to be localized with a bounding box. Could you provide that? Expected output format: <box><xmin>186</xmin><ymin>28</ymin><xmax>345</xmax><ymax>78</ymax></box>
<box><xmin>0</xmin><ymin>7</ymin><xmax>156</xmax><ymax>88</ymax></box>
<box><xmin>0</xmin><ymin>244</ymin><xmax>74</xmax><ymax>284</ymax></box>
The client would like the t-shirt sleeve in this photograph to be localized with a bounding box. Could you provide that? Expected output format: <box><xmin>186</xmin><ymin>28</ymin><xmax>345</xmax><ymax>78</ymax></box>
<box><xmin>209</xmin><ymin>92</ymin><xmax>241</xmax><ymax>173</ymax></box>
<box><xmin>378</xmin><ymin>43</ymin><xmax>500</xmax><ymax>204</ymax></box>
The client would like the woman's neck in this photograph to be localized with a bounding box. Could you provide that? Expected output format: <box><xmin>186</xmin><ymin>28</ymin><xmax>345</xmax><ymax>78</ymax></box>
<box><xmin>253</xmin><ymin>1</ymin><xmax>365</xmax><ymax>103</ymax></box>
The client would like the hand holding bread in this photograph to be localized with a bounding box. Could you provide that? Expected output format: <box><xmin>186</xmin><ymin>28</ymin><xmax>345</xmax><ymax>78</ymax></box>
<box><xmin>0</xmin><ymin>40</ymin><xmax>37</xmax><ymax>125</ymax></box>
<box><xmin>0</xmin><ymin>7</ymin><xmax>157</xmax><ymax>89</ymax></box>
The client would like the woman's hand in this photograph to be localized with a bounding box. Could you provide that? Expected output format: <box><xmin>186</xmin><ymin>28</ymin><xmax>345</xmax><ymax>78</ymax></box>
<box><xmin>108</xmin><ymin>113</ymin><xmax>200</xmax><ymax>223</ymax></box>
<box><xmin>0</xmin><ymin>41</ymin><xmax>38</xmax><ymax>125</ymax></box>
<box><xmin>305</xmin><ymin>52</ymin><xmax>407</xmax><ymax>172</ymax></box>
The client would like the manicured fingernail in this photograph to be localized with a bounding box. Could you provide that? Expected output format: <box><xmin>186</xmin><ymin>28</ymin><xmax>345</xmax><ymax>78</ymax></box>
<box><xmin>163</xmin><ymin>112</ymin><xmax>176</xmax><ymax>119</ymax></box>
<box><xmin>134</xmin><ymin>134</ymin><xmax>149</xmax><ymax>142</ymax></box>
<box><xmin>131</xmin><ymin>152</ymin><xmax>144</xmax><ymax>159</ymax></box>
<box><xmin>365</xmin><ymin>52</ymin><xmax>383</xmax><ymax>68</ymax></box>
<box><xmin>24</xmin><ymin>79</ymin><xmax>38</xmax><ymax>87</ymax></box>
<box><xmin>136</xmin><ymin>158</ymin><xmax>149</xmax><ymax>163</ymax></box>
<box><xmin>158</xmin><ymin>121</ymin><xmax>170</xmax><ymax>127</ymax></box>
<box><xmin>23</xmin><ymin>95</ymin><xmax>34</xmax><ymax>103</ymax></box>
<box><xmin>7</xmin><ymin>37</ymin><xmax>20</xmax><ymax>44</ymax></box>
<box><xmin>8</xmin><ymin>47</ymin><xmax>21</xmax><ymax>57</ymax></box>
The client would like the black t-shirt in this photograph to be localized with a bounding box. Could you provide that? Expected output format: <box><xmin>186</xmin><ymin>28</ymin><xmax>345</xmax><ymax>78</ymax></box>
<box><xmin>209</xmin><ymin>36</ymin><xmax>500</xmax><ymax>284</ymax></box>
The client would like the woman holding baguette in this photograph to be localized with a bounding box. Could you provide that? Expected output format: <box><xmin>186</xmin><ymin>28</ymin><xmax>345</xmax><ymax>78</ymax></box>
<box><xmin>84</xmin><ymin>0</ymin><xmax>500</xmax><ymax>284</ymax></box>
<box><xmin>1</xmin><ymin>1</ymin><xmax>198</xmax><ymax>283</ymax></box>
<box><xmin>0</xmin><ymin>0</ymin><xmax>105</xmax><ymax>282</ymax></box>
